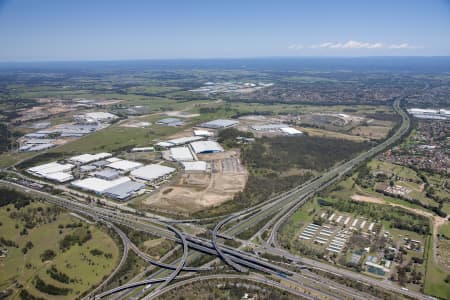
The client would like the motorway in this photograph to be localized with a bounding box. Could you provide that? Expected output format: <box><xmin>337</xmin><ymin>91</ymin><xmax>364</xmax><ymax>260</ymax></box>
<box><xmin>210</xmin><ymin>99</ymin><xmax>427</xmax><ymax>299</ymax></box>
<box><xmin>3</xmin><ymin>171</ymin><xmax>429</xmax><ymax>300</ymax></box>
<box><xmin>199</xmin><ymin>99</ymin><xmax>430</xmax><ymax>300</ymax></box>
<box><xmin>223</xmin><ymin>98</ymin><xmax>409</xmax><ymax>240</ymax></box>
<box><xmin>212</xmin><ymin>213</ymin><xmax>249</xmax><ymax>273</ymax></box>
<box><xmin>145</xmin><ymin>274</ymin><xmax>319</xmax><ymax>300</ymax></box>
<box><xmin>1</xmin><ymin>99</ymin><xmax>433</xmax><ymax>300</ymax></box>
<box><xmin>2</xmin><ymin>179</ymin><xmax>381</xmax><ymax>300</ymax></box>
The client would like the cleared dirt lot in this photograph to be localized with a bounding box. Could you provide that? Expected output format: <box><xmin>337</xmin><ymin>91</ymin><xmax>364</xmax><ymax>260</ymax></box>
<box><xmin>350</xmin><ymin>120</ymin><xmax>393</xmax><ymax>140</ymax></box>
<box><xmin>15</xmin><ymin>101</ymin><xmax>76</xmax><ymax>123</ymax></box>
<box><xmin>142</xmin><ymin>150</ymin><xmax>247</xmax><ymax>214</ymax></box>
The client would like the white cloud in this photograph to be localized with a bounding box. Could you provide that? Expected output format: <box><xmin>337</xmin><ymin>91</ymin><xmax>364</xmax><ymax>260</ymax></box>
<box><xmin>288</xmin><ymin>44</ymin><xmax>304</xmax><ymax>50</ymax></box>
<box><xmin>289</xmin><ymin>40</ymin><xmax>421</xmax><ymax>50</ymax></box>
<box><xmin>388</xmin><ymin>43</ymin><xmax>422</xmax><ymax>49</ymax></box>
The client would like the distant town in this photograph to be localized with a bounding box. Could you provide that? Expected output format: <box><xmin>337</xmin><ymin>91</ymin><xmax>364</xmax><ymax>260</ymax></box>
<box><xmin>0</xmin><ymin>59</ymin><xmax>449</xmax><ymax>300</ymax></box>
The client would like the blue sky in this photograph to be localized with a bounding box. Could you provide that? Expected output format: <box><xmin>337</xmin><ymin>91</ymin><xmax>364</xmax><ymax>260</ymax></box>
<box><xmin>0</xmin><ymin>0</ymin><xmax>449</xmax><ymax>61</ymax></box>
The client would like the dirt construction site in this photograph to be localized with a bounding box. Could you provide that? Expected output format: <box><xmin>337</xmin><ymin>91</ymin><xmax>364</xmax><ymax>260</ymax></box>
<box><xmin>142</xmin><ymin>150</ymin><xmax>247</xmax><ymax>215</ymax></box>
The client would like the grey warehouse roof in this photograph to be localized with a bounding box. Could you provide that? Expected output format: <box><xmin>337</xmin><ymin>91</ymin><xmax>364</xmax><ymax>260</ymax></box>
<box><xmin>103</xmin><ymin>180</ymin><xmax>145</xmax><ymax>200</ymax></box>
<box><xmin>94</xmin><ymin>169</ymin><xmax>120</xmax><ymax>179</ymax></box>
<box><xmin>199</xmin><ymin>119</ymin><xmax>238</xmax><ymax>129</ymax></box>
<box><xmin>157</xmin><ymin>118</ymin><xmax>184</xmax><ymax>126</ymax></box>
<box><xmin>158</xmin><ymin>117</ymin><xmax>181</xmax><ymax>124</ymax></box>
<box><xmin>92</xmin><ymin>160</ymin><xmax>110</xmax><ymax>167</ymax></box>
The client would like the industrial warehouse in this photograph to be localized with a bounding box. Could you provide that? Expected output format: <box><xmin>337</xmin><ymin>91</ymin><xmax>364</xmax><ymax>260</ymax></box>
<box><xmin>199</xmin><ymin>119</ymin><xmax>239</xmax><ymax>129</ymax></box>
<box><xmin>168</xmin><ymin>147</ymin><xmax>195</xmax><ymax>161</ymax></box>
<box><xmin>18</xmin><ymin>111</ymin><xmax>118</xmax><ymax>152</ymax></box>
<box><xmin>27</xmin><ymin>162</ymin><xmax>75</xmax><ymax>183</ymax></box>
<box><xmin>23</xmin><ymin>116</ymin><xmax>237</xmax><ymax>202</ymax></box>
<box><xmin>156</xmin><ymin>136</ymin><xmax>204</xmax><ymax>148</ymax></box>
<box><xmin>156</xmin><ymin>117</ymin><xmax>185</xmax><ymax>127</ymax></box>
<box><xmin>21</xmin><ymin>113</ymin><xmax>306</xmax><ymax>205</ymax></box>
<box><xmin>190</xmin><ymin>140</ymin><xmax>224</xmax><ymax>154</ymax></box>
<box><xmin>69</xmin><ymin>153</ymin><xmax>112</xmax><ymax>164</ymax></box>
<box><xmin>2</xmin><ymin>12</ymin><xmax>446</xmax><ymax>298</ymax></box>
<box><xmin>251</xmin><ymin>123</ymin><xmax>303</xmax><ymax>135</ymax></box>
<box><xmin>25</xmin><ymin>152</ymin><xmax>177</xmax><ymax>201</ymax></box>
<box><xmin>130</xmin><ymin>164</ymin><xmax>176</xmax><ymax>183</ymax></box>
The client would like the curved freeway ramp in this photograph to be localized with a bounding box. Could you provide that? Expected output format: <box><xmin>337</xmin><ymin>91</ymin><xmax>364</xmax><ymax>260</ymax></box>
<box><xmin>93</xmin><ymin>274</ymin><xmax>193</xmax><ymax>299</ymax></box>
<box><xmin>145</xmin><ymin>223</ymin><xmax>189</xmax><ymax>298</ymax></box>
<box><xmin>143</xmin><ymin>274</ymin><xmax>316</xmax><ymax>300</ymax></box>
<box><xmin>212</xmin><ymin>214</ymin><xmax>248</xmax><ymax>272</ymax></box>
<box><xmin>94</xmin><ymin>223</ymin><xmax>190</xmax><ymax>299</ymax></box>
<box><xmin>113</xmin><ymin>224</ymin><xmax>211</xmax><ymax>272</ymax></box>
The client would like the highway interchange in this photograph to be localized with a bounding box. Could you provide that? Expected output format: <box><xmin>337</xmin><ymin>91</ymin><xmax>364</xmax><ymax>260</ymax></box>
<box><xmin>1</xmin><ymin>99</ymin><xmax>437</xmax><ymax>300</ymax></box>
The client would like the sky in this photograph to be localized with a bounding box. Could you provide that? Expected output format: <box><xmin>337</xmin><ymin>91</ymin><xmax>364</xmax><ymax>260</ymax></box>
<box><xmin>0</xmin><ymin>0</ymin><xmax>449</xmax><ymax>61</ymax></box>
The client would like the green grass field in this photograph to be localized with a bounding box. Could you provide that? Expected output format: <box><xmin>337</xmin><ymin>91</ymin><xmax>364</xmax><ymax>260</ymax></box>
<box><xmin>278</xmin><ymin>198</ymin><xmax>320</xmax><ymax>248</ymax></box>
<box><xmin>368</xmin><ymin>160</ymin><xmax>421</xmax><ymax>181</ymax></box>
<box><xmin>49</xmin><ymin>123</ymin><xmax>180</xmax><ymax>155</ymax></box>
<box><xmin>1</xmin><ymin>100</ymin><xmax>394</xmax><ymax>170</ymax></box>
<box><xmin>0</xmin><ymin>202</ymin><xmax>120</xmax><ymax>299</ymax></box>
<box><xmin>325</xmin><ymin>175</ymin><xmax>356</xmax><ymax>200</ymax></box>
<box><xmin>424</xmin><ymin>231</ymin><xmax>450</xmax><ymax>299</ymax></box>
<box><xmin>0</xmin><ymin>152</ymin><xmax>35</xmax><ymax>168</ymax></box>
<box><xmin>438</xmin><ymin>223</ymin><xmax>450</xmax><ymax>239</ymax></box>
<box><xmin>443</xmin><ymin>202</ymin><xmax>450</xmax><ymax>217</ymax></box>
<box><xmin>187</xmin><ymin>102</ymin><xmax>394</xmax><ymax>118</ymax></box>
<box><xmin>325</xmin><ymin>172</ymin><xmax>428</xmax><ymax>212</ymax></box>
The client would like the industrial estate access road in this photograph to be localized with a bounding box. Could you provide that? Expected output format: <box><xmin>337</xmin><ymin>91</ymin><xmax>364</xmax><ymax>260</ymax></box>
<box><xmin>2</xmin><ymin>99</ymin><xmax>431</xmax><ymax>300</ymax></box>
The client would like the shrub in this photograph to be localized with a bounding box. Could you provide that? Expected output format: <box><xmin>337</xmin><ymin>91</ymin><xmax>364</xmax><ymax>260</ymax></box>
<box><xmin>46</xmin><ymin>265</ymin><xmax>71</xmax><ymax>284</ymax></box>
<box><xmin>34</xmin><ymin>276</ymin><xmax>71</xmax><ymax>295</ymax></box>
<box><xmin>40</xmin><ymin>249</ymin><xmax>56</xmax><ymax>262</ymax></box>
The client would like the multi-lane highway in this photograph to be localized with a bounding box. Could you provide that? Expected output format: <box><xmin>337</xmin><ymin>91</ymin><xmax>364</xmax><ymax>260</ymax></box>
<box><xmin>222</xmin><ymin>99</ymin><xmax>410</xmax><ymax>241</ymax></box>
<box><xmin>144</xmin><ymin>274</ymin><xmax>318</xmax><ymax>300</ymax></box>
<box><xmin>212</xmin><ymin>213</ymin><xmax>249</xmax><ymax>272</ymax></box>
<box><xmin>2</xmin><ymin>99</ymin><xmax>432</xmax><ymax>300</ymax></box>
<box><xmin>3</xmin><ymin>179</ymin><xmax>374</xmax><ymax>300</ymax></box>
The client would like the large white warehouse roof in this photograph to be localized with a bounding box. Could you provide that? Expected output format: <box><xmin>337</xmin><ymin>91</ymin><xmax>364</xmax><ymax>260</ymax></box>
<box><xmin>281</xmin><ymin>127</ymin><xmax>303</xmax><ymax>135</ymax></box>
<box><xmin>440</xmin><ymin>109</ymin><xmax>450</xmax><ymax>116</ymax></box>
<box><xmin>194</xmin><ymin>130</ymin><xmax>214</xmax><ymax>137</ymax></box>
<box><xmin>130</xmin><ymin>164</ymin><xmax>175</xmax><ymax>181</ymax></box>
<box><xmin>69</xmin><ymin>153</ymin><xmax>112</xmax><ymax>164</ymax></box>
<box><xmin>106</xmin><ymin>157</ymin><xmax>122</xmax><ymax>163</ymax></box>
<box><xmin>190</xmin><ymin>141</ymin><xmax>224</xmax><ymax>154</ymax></box>
<box><xmin>27</xmin><ymin>162</ymin><xmax>75</xmax><ymax>182</ymax></box>
<box><xmin>170</xmin><ymin>147</ymin><xmax>194</xmax><ymax>161</ymax></box>
<box><xmin>156</xmin><ymin>136</ymin><xmax>204</xmax><ymax>148</ymax></box>
<box><xmin>85</xmin><ymin>112</ymin><xmax>118</xmax><ymax>121</ymax></box>
<box><xmin>28</xmin><ymin>162</ymin><xmax>74</xmax><ymax>177</ymax></box>
<box><xmin>408</xmin><ymin>108</ymin><xmax>439</xmax><ymax>114</ymax></box>
<box><xmin>131</xmin><ymin>147</ymin><xmax>155</xmax><ymax>152</ymax></box>
<box><xmin>71</xmin><ymin>176</ymin><xmax>131</xmax><ymax>193</ymax></box>
<box><xmin>107</xmin><ymin>160</ymin><xmax>143</xmax><ymax>172</ymax></box>
<box><xmin>44</xmin><ymin>172</ymin><xmax>74</xmax><ymax>182</ymax></box>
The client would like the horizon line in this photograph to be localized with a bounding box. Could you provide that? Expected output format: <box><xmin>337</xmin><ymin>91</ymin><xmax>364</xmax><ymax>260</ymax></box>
<box><xmin>1</xmin><ymin>55</ymin><xmax>450</xmax><ymax>64</ymax></box>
